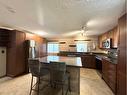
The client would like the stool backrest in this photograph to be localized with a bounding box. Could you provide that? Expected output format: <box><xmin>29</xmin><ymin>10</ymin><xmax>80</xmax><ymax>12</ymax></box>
<box><xmin>50</xmin><ymin>61</ymin><xmax>66</xmax><ymax>82</ymax></box>
<box><xmin>28</xmin><ymin>59</ymin><xmax>39</xmax><ymax>76</ymax></box>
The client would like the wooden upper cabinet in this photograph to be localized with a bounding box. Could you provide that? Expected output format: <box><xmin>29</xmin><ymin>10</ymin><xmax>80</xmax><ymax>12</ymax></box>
<box><xmin>112</xmin><ymin>27</ymin><xmax>119</xmax><ymax>48</ymax></box>
<box><xmin>0</xmin><ymin>29</ymin><xmax>10</xmax><ymax>47</ymax></box>
<box><xmin>98</xmin><ymin>26</ymin><xmax>118</xmax><ymax>48</ymax></box>
<box><xmin>98</xmin><ymin>35</ymin><xmax>102</xmax><ymax>48</ymax></box>
<box><xmin>107</xmin><ymin>30</ymin><xmax>113</xmax><ymax>39</ymax></box>
<box><xmin>103</xmin><ymin>32</ymin><xmax>108</xmax><ymax>40</ymax></box>
<box><xmin>98</xmin><ymin>32</ymin><xmax>108</xmax><ymax>48</ymax></box>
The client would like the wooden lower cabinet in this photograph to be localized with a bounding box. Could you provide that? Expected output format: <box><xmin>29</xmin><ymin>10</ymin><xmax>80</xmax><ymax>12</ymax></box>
<box><xmin>102</xmin><ymin>58</ymin><xmax>116</xmax><ymax>93</ymax></box>
<box><xmin>81</xmin><ymin>55</ymin><xmax>96</xmax><ymax>68</ymax></box>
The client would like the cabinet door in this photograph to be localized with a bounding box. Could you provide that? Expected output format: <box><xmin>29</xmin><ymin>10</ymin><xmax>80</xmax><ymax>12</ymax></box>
<box><xmin>107</xmin><ymin>28</ymin><xmax>118</xmax><ymax>48</ymax></box>
<box><xmin>0</xmin><ymin>29</ymin><xmax>10</xmax><ymax>46</ymax></box>
<box><xmin>98</xmin><ymin>26</ymin><xmax>119</xmax><ymax>49</ymax></box>
<box><xmin>16</xmin><ymin>31</ymin><xmax>26</xmax><ymax>75</ymax></box>
<box><xmin>113</xmin><ymin>27</ymin><xmax>119</xmax><ymax>48</ymax></box>
<box><xmin>102</xmin><ymin>59</ymin><xmax>109</xmax><ymax>83</ymax></box>
<box><xmin>102</xmin><ymin>32</ymin><xmax>108</xmax><ymax>41</ymax></box>
<box><xmin>107</xmin><ymin>30</ymin><xmax>113</xmax><ymax>39</ymax></box>
<box><xmin>108</xmin><ymin>63</ymin><xmax>116</xmax><ymax>93</ymax></box>
<box><xmin>7</xmin><ymin>47</ymin><xmax>17</xmax><ymax>76</ymax></box>
<box><xmin>117</xmin><ymin>14</ymin><xmax>126</xmax><ymax>95</ymax></box>
<box><xmin>98</xmin><ymin>32</ymin><xmax>108</xmax><ymax>48</ymax></box>
<box><xmin>98</xmin><ymin>35</ymin><xmax>103</xmax><ymax>48</ymax></box>
<box><xmin>7</xmin><ymin>30</ymin><xmax>26</xmax><ymax>77</ymax></box>
<box><xmin>81</xmin><ymin>55</ymin><xmax>96</xmax><ymax>68</ymax></box>
<box><xmin>7</xmin><ymin>31</ymin><xmax>16</xmax><ymax>77</ymax></box>
<box><xmin>102</xmin><ymin>59</ymin><xmax>117</xmax><ymax>93</ymax></box>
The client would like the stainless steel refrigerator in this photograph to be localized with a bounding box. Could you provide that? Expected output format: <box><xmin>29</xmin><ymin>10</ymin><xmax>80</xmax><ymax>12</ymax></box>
<box><xmin>28</xmin><ymin>40</ymin><xmax>37</xmax><ymax>58</ymax></box>
<box><xmin>25</xmin><ymin>40</ymin><xmax>38</xmax><ymax>73</ymax></box>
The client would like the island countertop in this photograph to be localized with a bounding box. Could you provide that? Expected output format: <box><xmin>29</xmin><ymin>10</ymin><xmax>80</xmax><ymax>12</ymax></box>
<box><xmin>39</xmin><ymin>55</ymin><xmax>82</xmax><ymax>67</ymax></box>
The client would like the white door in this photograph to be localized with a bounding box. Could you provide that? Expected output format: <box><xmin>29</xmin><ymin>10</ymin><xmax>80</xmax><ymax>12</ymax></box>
<box><xmin>0</xmin><ymin>47</ymin><xmax>6</xmax><ymax>77</ymax></box>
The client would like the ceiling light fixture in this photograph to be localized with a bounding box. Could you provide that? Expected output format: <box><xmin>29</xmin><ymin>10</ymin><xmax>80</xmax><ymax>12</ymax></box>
<box><xmin>81</xmin><ymin>26</ymin><xmax>87</xmax><ymax>36</ymax></box>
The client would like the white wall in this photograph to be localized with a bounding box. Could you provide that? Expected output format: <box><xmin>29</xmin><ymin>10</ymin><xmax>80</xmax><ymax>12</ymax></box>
<box><xmin>0</xmin><ymin>47</ymin><xmax>6</xmax><ymax>77</ymax></box>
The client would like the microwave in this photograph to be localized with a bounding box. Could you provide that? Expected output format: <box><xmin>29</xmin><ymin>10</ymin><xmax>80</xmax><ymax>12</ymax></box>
<box><xmin>102</xmin><ymin>38</ymin><xmax>112</xmax><ymax>48</ymax></box>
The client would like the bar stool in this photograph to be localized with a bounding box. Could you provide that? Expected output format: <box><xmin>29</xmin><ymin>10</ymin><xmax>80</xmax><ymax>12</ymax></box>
<box><xmin>28</xmin><ymin>59</ymin><xmax>50</xmax><ymax>95</ymax></box>
<box><xmin>50</xmin><ymin>61</ymin><xmax>71</xmax><ymax>95</ymax></box>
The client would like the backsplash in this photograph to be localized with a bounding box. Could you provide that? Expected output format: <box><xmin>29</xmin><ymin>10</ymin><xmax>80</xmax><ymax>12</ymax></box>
<box><xmin>107</xmin><ymin>49</ymin><xmax>118</xmax><ymax>59</ymax></box>
<box><xmin>98</xmin><ymin>49</ymin><xmax>118</xmax><ymax>58</ymax></box>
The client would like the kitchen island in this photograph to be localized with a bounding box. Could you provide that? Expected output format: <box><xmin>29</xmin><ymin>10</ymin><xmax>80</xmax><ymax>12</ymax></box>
<box><xmin>39</xmin><ymin>56</ymin><xmax>82</xmax><ymax>95</ymax></box>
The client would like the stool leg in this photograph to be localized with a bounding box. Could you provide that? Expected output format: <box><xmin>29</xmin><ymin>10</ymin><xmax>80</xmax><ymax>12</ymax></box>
<box><xmin>66</xmin><ymin>84</ymin><xmax>69</xmax><ymax>95</ymax></box>
<box><xmin>68</xmin><ymin>77</ymin><xmax>71</xmax><ymax>92</ymax></box>
<box><xmin>62</xmin><ymin>85</ymin><xmax>63</xmax><ymax>95</ymax></box>
<box><xmin>29</xmin><ymin>76</ymin><xmax>33</xmax><ymax>95</ymax></box>
<box><xmin>37</xmin><ymin>76</ymin><xmax>40</xmax><ymax>95</ymax></box>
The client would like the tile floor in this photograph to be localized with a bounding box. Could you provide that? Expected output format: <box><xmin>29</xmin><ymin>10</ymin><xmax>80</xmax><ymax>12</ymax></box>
<box><xmin>0</xmin><ymin>68</ymin><xmax>114</xmax><ymax>95</ymax></box>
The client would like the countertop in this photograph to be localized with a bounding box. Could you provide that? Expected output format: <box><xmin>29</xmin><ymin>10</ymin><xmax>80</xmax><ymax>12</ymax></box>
<box><xmin>95</xmin><ymin>54</ymin><xmax>117</xmax><ymax>64</ymax></box>
<box><xmin>39</xmin><ymin>56</ymin><xmax>82</xmax><ymax>67</ymax></box>
<box><xmin>58</xmin><ymin>51</ymin><xmax>118</xmax><ymax>64</ymax></box>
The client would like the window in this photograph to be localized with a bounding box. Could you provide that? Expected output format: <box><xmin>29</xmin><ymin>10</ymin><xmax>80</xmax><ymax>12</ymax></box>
<box><xmin>76</xmin><ymin>42</ymin><xmax>87</xmax><ymax>52</ymax></box>
<box><xmin>47</xmin><ymin>42</ymin><xmax>59</xmax><ymax>53</ymax></box>
<box><xmin>47</xmin><ymin>56</ymin><xmax>59</xmax><ymax>62</ymax></box>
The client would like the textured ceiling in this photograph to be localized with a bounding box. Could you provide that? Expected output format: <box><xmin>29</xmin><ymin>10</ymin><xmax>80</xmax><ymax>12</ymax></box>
<box><xmin>0</xmin><ymin>0</ymin><xmax>125</xmax><ymax>38</ymax></box>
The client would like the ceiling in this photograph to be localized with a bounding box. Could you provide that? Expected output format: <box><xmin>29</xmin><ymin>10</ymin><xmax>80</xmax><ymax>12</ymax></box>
<box><xmin>0</xmin><ymin>0</ymin><xmax>125</xmax><ymax>38</ymax></box>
